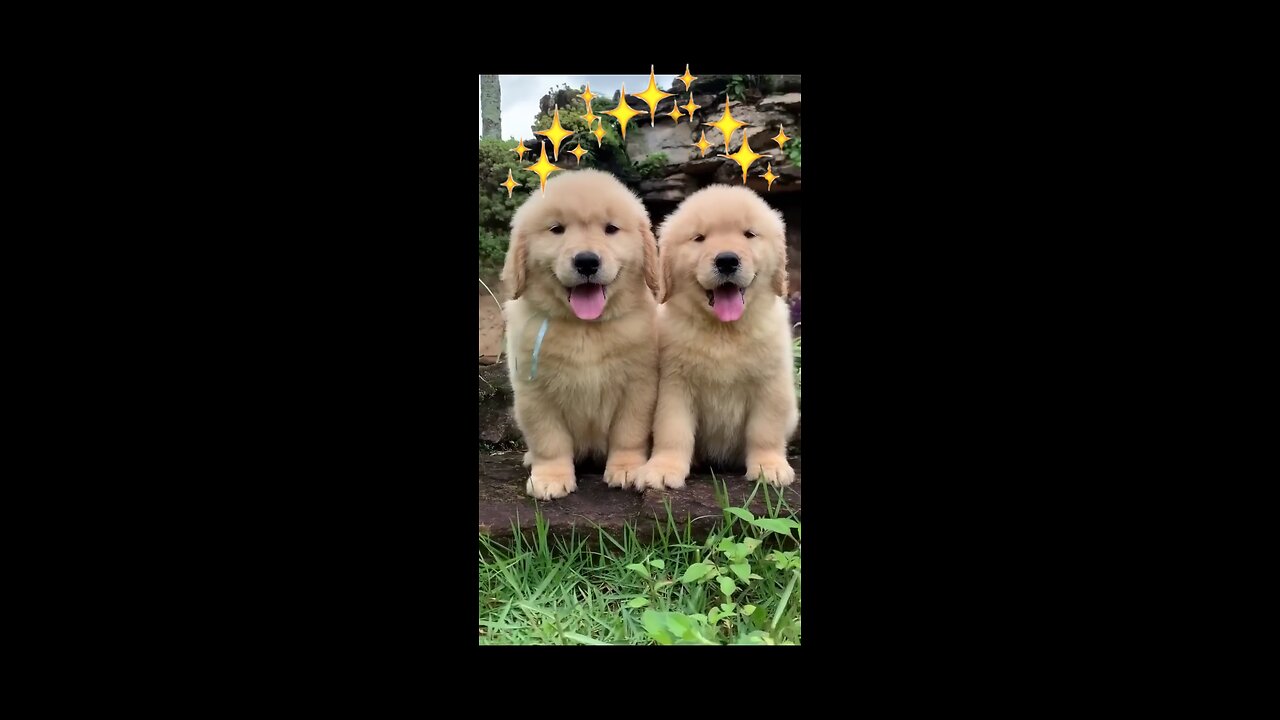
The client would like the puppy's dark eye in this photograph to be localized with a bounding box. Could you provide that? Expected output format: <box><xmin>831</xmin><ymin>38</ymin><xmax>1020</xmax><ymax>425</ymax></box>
<box><xmin>604</xmin><ymin>223</ymin><xmax>619</xmax><ymax>235</ymax></box>
<box><xmin>693</xmin><ymin>234</ymin><xmax>705</xmax><ymax>242</ymax></box>
<box><xmin>744</xmin><ymin>230</ymin><xmax>757</xmax><ymax>238</ymax></box>
<box><xmin>550</xmin><ymin>224</ymin><xmax>565</xmax><ymax>235</ymax></box>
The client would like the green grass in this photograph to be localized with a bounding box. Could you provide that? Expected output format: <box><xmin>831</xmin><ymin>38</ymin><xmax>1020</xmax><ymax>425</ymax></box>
<box><xmin>479</xmin><ymin>478</ymin><xmax>801</xmax><ymax>645</ymax></box>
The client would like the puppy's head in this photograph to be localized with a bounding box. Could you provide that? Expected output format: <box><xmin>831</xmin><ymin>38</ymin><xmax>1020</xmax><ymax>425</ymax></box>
<box><xmin>502</xmin><ymin>169</ymin><xmax>658</xmax><ymax>321</ymax></box>
<box><xmin>656</xmin><ymin>185</ymin><xmax>787</xmax><ymax>322</ymax></box>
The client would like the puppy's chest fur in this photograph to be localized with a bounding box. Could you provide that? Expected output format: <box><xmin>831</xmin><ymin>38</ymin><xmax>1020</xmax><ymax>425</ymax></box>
<box><xmin>660</xmin><ymin>303</ymin><xmax>793</xmax><ymax>463</ymax></box>
<box><xmin>507</xmin><ymin>301</ymin><xmax>656</xmax><ymax>406</ymax></box>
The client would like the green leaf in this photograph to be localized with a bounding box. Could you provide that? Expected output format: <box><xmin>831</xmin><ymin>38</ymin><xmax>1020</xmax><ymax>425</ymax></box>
<box><xmin>748</xmin><ymin>573</ymin><xmax>764</xmax><ymax>581</ymax></box>
<box><xmin>625</xmin><ymin>597</ymin><xmax>649</xmax><ymax>609</ymax></box>
<box><xmin>681</xmin><ymin>563</ymin><xmax>712</xmax><ymax>583</ymax></box>
<box><xmin>751</xmin><ymin>518</ymin><xmax>800</xmax><ymax>536</ymax></box>
<box><xmin>563</xmin><ymin>632</ymin><xmax>609</xmax><ymax>645</ymax></box>
<box><xmin>665</xmin><ymin>613</ymin><xmax>700</xmax><ymax>642</ymax></box>
<box><xmin>742</xmin><ymin>604</ymin><xmax>757</xmax><ymax>616</ymax></box>
<box><xmin>742</xmin><ymin>537</ymin><xmax>761</xmax><ymax>553</ymax></box>
<box><xmin>642</xmin><ymin>610</ymin><xmax>675</xmax><ymax>645</ymax></box>
<box><xmin>625</xmin><ymin>563</ymin><xmax>651</xmax><ymax>579</ymax></box>
<box><xmin>707</xmin><ymin>609</ymin><xmax>724</xmax><ymax>624</ymax></box>
<box><xmin>687</xmin><ymin>613</ymin><xmax>708</xmax><ymax>625</ymax></box>
<box><xmin>725</xmin><ymin>507</ymin><xmax>756</xmax><ymax>524</ymax></box>
<box><xmin>730</xmin><ymin>563</ymin><xmax>752</xmax><ymax>582</ymax></box>
<box><xmin>718</xmin><ymin>576</ymin><xmax>737</xmax><ymax>597</ymax></box>
<box><xmin>648</xmin><ymin>559</ymin><xmax>665</xmax><ymax>570</ymax></box>
<box><xmin>720</xmin><ymin>603</ymin><xmax>736</xmax><ymax>614</ymax></box>
<box><xmin>718</xmin><ymin>537</ymin><xmax>736</xmax><ymax>553</ymax></box>
<box><xmin>654</xmin><ymin>580</ymin><xmax>674</xmax><ymax>589</ymax></box>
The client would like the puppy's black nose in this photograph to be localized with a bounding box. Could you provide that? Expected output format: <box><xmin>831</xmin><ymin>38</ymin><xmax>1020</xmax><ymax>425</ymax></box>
<box><xmin>573</xmin><ymin>252</ymin><xmax>600</xmax><ymax>276</ymax></box>
<box><xmin>714</xmin><ymin>252</ymin><xmax>740</xmax><ymax>274</ymax></box>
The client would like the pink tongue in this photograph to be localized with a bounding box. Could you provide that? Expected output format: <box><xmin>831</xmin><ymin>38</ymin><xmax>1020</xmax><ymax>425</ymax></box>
<box><xmin>569</xmin><ymin>283</ymin><xmax>606</xmax><ymax>320</ymax></box>
<box><xmin>712</xmin><ymin>285</ymin><xmax>745</xmax><ymax>322</ymax></box>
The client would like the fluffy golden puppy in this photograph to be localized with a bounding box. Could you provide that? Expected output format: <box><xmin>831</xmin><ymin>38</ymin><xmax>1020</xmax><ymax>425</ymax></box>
<box><xmin>500</xmin><ymin>169</ymin><xmax>660</xmax><ymax>500</ymax></box>
<box><xmin>636</xmin><ymin>185</ymin><xmax>798</xmax><ymax>490</ymax></box>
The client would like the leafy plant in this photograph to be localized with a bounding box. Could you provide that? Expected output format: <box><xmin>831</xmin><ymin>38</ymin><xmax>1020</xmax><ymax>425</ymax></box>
<box><xmin>631</xmin><ymin>490</ymin><xmax>801</xmax><ymax>645</ymax></box>
<box><xmin>529</xmin><ymin>83</ymin><xmax>644</xmax><ymax>182</ymax></box>
<box><xmin>478</xmin><ymin>479</ymin><xmax>801</xmax><ymax>645</ymax></box>
<box><xmin>635</xmin><ymin>152</ymin><xmax>668</xmax><ymax>179</ymax></box>
<box><xmin>477</xmin><ymin>137</ymin><xmax>530</xmax><ymax>273</ymax></box>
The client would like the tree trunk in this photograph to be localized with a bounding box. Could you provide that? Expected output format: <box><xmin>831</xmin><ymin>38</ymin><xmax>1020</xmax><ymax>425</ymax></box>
<box><xmin>480</xmin><ymin>75</ymin><xmax>501</xmax><ymax>140</ymax></box>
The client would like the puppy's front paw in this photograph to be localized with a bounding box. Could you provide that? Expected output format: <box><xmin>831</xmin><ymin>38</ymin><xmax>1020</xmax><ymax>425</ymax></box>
<box><xmin>635</xmin><ymin>457</ymin><xmax>689</xmax><ymax>491</ymax></box>
<box><xmin>744</xmin><ymin>455</ymin><xmax>795</xmax><ymax>487</ymax></box>
<box><xmin>604</xmin><ymin>451</ymin><xmax>646</xmax><ymax>490</ymax></box>
<box><xmin>522</xmin><ymin>450</ymin><xmax>533</xmax><ymax>468</ymax></box>
<box><xmin>526</xmin><ymin>465</ymin><xmax>577</xmax><ymax>500</ymax></box>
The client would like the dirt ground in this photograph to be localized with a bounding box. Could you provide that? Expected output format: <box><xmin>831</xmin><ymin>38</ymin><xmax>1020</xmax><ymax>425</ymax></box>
<box><xmin>479</xmin><ymin>279</ymin><xmax>505</xmax><ymax>361</ymax></box>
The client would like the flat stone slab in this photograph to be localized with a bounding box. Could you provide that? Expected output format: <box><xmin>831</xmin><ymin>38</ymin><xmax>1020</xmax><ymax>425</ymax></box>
<box><xmin>479</xmin><ymin>451</ymin><xmax>801</xmax><ymax>545</ymax></box>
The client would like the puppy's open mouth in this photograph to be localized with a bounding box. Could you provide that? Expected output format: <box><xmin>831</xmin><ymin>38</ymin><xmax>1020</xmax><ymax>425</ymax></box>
<box><xmin>706</xmin><ymin>283</ymin><xmax>746</xmax><ymax>322</ymax></box>
<box><xmin>567</xmin><ymin>283</ymin><xmax>608</xmax><ymax>320</ymax></box>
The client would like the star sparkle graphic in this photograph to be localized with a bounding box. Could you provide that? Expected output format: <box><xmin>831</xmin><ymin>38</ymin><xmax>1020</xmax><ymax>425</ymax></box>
<box><xmin>707</xmin><ymin>98</ymin><xmax>747</xmax><ymax>152</ymax></box>
<box><xmin>569</xmin><ymin>143</ymin><xmax>587</xmax><ymax>164</ymax></box>
<box><xmin>601</xmin><ymin>83</ymin><xmax>645</xmax><ymax>140</ymax></box>
<box><xmin>678</xmin><ymin>64</ymin><xmax>696</xmax><ymax>91</ymax></box>
<box><xmin>771</xmin><ymin>125</ymin><xmax>791</xmax><ymax>149</ymax></box>
<box><xmin>760</xmin><ymin>163</ymin><xmax>778</xmax><ymax>191</ymax></box>
<box><xmin>510</xmin><ymin>137</ymin><xmax>529</xmax><ymax>161</ymax></box>
<box><xmin>500</xmin><ymin>169</ymin><xmax>521</xmax><ymax>198</ymax></box>
<box><xmin>525</xmin><ymin>141</ymin><xmax>562</xmax><ymax>194</ymax></box>
<box><xmin>720</xmin><ymin>133</ymin><xmax>766</xmax><ymax>184</ymax></box>
<box><xmin>693</xmin><ymin>130</ymin><xmax>712</xmax><ymax>158</ymax></box>
<box><xmin>534</xmin><ymin>106</ymin><xmax>574</xmax><ymax>161</ymax></box>
<box><xmin>632</xmin><ymin>66</ymin><xmax>674</xmax><ymax>128</ymax></box>
<box><xmin>681</xmin><ymin>94</ymin><xmax>701</xmax><ymax>118</ymax></box>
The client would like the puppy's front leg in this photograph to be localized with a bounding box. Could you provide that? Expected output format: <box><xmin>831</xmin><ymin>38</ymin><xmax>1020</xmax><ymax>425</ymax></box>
<box><xmin>743</xmin><ymin>382</ymin><xmax>797</xmax><ymax>488</ymax></box>
<box><xmin>636</xmin><ymin>375</ymin><xmax>695</xmax><ymax>491</ymax></box>
<box><xmin>515</xmin><ymin>395</ymin><xmax>577</xmax><ymax>500</ymax></box>
<box><xmin>604</xmin><ymin>363</ymin><xmax>658</xmax><ymax>491</ymax></box>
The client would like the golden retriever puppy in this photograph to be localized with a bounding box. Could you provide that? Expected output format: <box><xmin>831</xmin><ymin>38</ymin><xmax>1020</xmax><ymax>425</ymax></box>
<box><xmin>636</xmin><ymin>185</ymin><xmax>798</xmax><ymax>490</ymax></box>
<box><xmin>500</xmin><ymin>169</ymin><xmax>660</xmax><ymax>500</ymax></box>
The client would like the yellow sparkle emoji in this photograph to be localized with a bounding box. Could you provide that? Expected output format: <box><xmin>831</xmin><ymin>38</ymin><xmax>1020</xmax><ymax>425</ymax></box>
<box><xmin>771</xmin><ymin>125</ymin><xmax>791</xmax><ymax>149</ymax></box>
<box><xmin>500</xmin><ymin>169</ymin><xmax>521</xmax><ymax>198</ymax></box>
<box><xmin>592</xmin><ymin>119</ymin><xmax>606</xmax><ymax>146</ymax></box>
<box><xmin>707</xmin><ymin>98</ymin><xmax>747</xmax><ymax>152</ymax></box>
<box><xmin>535</xmin><ymin>106</ymin><xmax>574</xmax><ymax>161</ymax></box>
<box><xmin>511</xmin><ymin>137</ymin><xmax>529</xmax><ymax>161</ymax></box>
<box><xmin>720</xmin><ymin>132</ymin><xmax>766</xmax><ymax>184</ymax></box>
<box><xmin>678</xmin><ymin>64</ymin><xmax>696</xmax><ymax>91</ymax></box>
<box><xmin>525</xmin><ymin>141</ymin><xmax>562</xmax><ymax>195</ymax></box>
<box><xmin>760</xmin><ymin>163</ymin><xmax>779</xmax><ymax>192</ymax></box>
<box><xmin>569</xmin><ymin>143</ymin><xmax>588</xmax><ymax>164</ymax></box>
<box><xmin>579</xmin><ymin>83</ymin><xmax>596</xmax><ymax>106</ymax></box>
<box><xmin>632</xmin><ymin>66</ymin><xmax>674</xmax><ymax>128</ymax></box>
<box><xmin>693</xmin><ymin>130</ymin><xmax>712</xmax><ymax>158</ymax></box>
<box><xmin>582</xmin><ymin>100</ymin><xmax>597</xmax><ymax>126</ymax></box>
<box><xmin>601</xmin><ymin>83</ymin><xmax>645</xmax><ymax>140</ymax></box>
<box><xmin>666</xmin><ymin>104</ymin><xmax>684</xmax><ymax>124</ymax></box>
<box><xmin>682</xmin><ymin>94</ymin><xmax>701</xmax><ymax>118</ymax></box>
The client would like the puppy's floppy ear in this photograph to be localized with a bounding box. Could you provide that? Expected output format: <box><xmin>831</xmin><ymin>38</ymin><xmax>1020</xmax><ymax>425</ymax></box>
<box><xmin>640</xmin><ymin>225</ymin><xmax>660</xmax><ymax>298</ymax></box>
<box><xmin>500</xmin><ymin>228</ymin><xmax>528</xmax><ymax>300</ymax></box>
<box><xmin>772</xmin><ymin>252</ymin><xmax>789</xmax><ymax>297</ymax></box>
<box><xmin>770</xmin><ymin>209</ymin><xmax>789</xmax><ymax>297</ymax></box>
<box><xmin>656</xmin><ymin>235</ymin><xmax>676</xmax><ymax>304</ymax></box>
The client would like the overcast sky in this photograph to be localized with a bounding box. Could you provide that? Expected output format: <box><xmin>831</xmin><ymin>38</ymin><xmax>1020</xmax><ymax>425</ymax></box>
<box><xmin>478</xmin><ymin>74</ymin><xmax>680</xmax><ymax>140</ymax></box>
